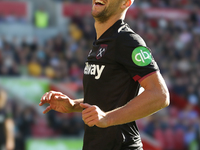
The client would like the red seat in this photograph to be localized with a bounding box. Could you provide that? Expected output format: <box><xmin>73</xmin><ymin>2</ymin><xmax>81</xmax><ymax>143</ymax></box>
<box><xmin>174</xmin><ymin>129</ymin><xmax>185</xmax><ymax>150</ymax></box>
<box><xmin>0</xmin><ymin>1</ymin><xmax>27</xmax><ymax>17</ymax></box>
<box><xmin>164</xmin><ymin>128</ymin><xmax>175</xmax><ymax>150</ymax></box>
<box><xmin>154</xmin><ymin>129</ymin><xmax>165</xmax><ymax>148</ymax></box>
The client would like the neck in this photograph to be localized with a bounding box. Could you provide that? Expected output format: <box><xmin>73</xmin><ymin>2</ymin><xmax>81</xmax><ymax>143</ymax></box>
<box><xmin>94</xmin><ymin>13</ymin><xmax>125</xmax><ymax>40</ymax></box>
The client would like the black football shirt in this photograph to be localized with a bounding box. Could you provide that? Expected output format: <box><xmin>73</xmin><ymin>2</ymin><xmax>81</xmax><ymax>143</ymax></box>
<box><xmin>82</xmin><ymin>20</ymin><xmax>159</xmax><ymax>150</ymax></box>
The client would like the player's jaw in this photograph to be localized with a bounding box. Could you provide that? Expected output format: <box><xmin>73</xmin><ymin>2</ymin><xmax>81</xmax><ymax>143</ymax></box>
<box><xmin>92</xmin><ymin>0</ymin><xmax>107</xmax><ymax>17</ymax></box>
<box><xmin>92</xmin><ymin>0</ymin><xmax>121</xmax><ymax>23</ymax></box>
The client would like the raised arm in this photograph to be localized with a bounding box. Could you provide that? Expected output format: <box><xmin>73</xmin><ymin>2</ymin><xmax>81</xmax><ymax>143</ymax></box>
<box><xmin>39</xmin><ymin>91</ymin><xmax>83</xmax><ymax>114</ymax></box>
<box><xmin>80</xmin><ymin>71</ymin><xmax>170</xmax><ymax>127</ymax></box>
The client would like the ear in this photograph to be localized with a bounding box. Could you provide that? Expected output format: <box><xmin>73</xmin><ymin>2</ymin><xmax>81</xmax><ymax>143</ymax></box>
<box><xmin>121</xmin><ymin>0</ymin><xmax>132</xmax><ymax>9</ymax></box>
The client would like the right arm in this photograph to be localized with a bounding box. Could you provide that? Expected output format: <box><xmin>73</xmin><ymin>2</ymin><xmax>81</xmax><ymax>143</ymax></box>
<box><xmin>39</xmin><ymin>91</ymin><xmax>83</xmax><ymax>114</ymax></box>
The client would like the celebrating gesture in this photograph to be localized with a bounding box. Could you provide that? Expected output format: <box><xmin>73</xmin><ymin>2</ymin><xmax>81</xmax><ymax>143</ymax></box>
<box><xmin>39</xmin><ymin>0</ymin><xmax>170</xmax><ymax>149</ymax></box>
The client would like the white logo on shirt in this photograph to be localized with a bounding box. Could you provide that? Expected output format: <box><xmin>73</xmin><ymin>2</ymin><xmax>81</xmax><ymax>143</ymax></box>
<box><xmin>96</xmin><ymin>44</ymin><xmax>107</xmax><ymax>59</ymax></box>
<box><xmin>84</xmin><ymin>62</ymin><xmax>105</xmax><ymax>79</ymax></box>
<box><xmin>88</xmin><ymin>50</ymin><xmax>92</xmax><ymax>57</ymax></box>
<box><xmin>97</xmin><ymin>48</ymin><xmax>105</xmax><ymax>58</ymax></box>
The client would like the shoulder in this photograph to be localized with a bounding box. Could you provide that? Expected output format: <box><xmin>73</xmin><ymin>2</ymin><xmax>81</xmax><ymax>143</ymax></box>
<box><xmin>116</xmin><ymin>24</ymin><xmax>146</xmax><ymax>47</ymax></box>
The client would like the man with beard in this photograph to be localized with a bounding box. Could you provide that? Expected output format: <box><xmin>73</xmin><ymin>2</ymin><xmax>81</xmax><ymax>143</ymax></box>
<box><xmin>39</xmin><ymin>0</ymin><xmax>170</xmax><ymax>149</ymax></box>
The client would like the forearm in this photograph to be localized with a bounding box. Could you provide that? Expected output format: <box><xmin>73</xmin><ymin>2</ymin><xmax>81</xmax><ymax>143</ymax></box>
<box><xmin>107</xmin><ymin>89</ymin><xmax>169</xmax><ymax>126</ymax></box>
<box><xmin>5</xmin><ymin>119</ymin><xmax>15</xmax><ymax>150</ymax></box>
<box><xmin>72</xmin><ymin>98</ymin><xmax>84</xmax><ymax>112</ymax></box>
<box><xmin>80</xmin><ymin>72</ymin><xmax>170</xmax><ymax>128</ymax></box>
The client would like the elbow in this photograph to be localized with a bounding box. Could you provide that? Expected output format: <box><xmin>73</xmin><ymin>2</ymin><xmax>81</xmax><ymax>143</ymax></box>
<box><xmin>163</xmin><ymin>93</ymin><xmax>170</xmax><ymax>108</ymax></box>
<box><xmin>158</xmin><ymin>90</ymin><xmax>170</xmax><ymax>109</ymax></box>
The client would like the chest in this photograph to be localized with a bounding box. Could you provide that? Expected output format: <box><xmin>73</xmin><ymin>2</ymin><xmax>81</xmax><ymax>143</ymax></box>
<box><xmin>84</xmin><ymin>40</ymin><xmax>121</xmax><ymax>80</ymax></box>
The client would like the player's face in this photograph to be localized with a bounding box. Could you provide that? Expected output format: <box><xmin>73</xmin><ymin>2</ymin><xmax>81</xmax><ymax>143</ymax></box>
<box><xmin>92</xmin><ymin>0</ymin><xmax>122</xmax><ymax>23</ymax></box>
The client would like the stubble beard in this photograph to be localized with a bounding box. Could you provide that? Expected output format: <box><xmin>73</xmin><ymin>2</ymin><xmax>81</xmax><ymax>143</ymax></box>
<box><xmin>92</xmin><ymin>0</ymin><xmax>122</xmax><ymax>24</ymax></box>
<box><xmin>92</xmin><ymin>7</ymin><xmax>113</xmax><ymax>23</ymax></box>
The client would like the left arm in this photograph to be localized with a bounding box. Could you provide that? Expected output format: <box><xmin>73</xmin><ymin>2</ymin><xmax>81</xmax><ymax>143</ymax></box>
<box><xmin>80</xmin><ymin>71</ymin><xmax>170</xmax><ymax>128</ymax></box>
<box><xmin>5</xmin><ymin>118</ymin><xmax>15</xmax><ymax>150</ymax></box>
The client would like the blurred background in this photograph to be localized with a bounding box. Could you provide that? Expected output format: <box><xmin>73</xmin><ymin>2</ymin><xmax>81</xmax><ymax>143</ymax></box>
<box><xmin>0</xmin><ymin>0</ymin><xmax>199</xmax><ymax>150</ymax></box>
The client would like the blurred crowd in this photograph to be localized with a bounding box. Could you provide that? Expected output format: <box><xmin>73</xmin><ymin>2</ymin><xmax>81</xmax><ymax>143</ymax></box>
<box><xmin>0</xmin><ymin>13</ymin><xmax>27</xmax><ymax>24</ymax></box>
<box><xmin>2</xmin><ymin>97</ymin><xmax>84</xmax><ymax>150</ymax></box>
<box><xmin>0</xmin><ymin>13</ymin><xmax>94</xmax><ymax>83</ymax></box>
<box><xmin>126</xmin><ymin>5</ymin><xmax>200</xmax><ymax>149</ymax></box>
<box><xmin>0</xmin><ymin>12</ymin><xmax>93</xmax><ymax>150</ymax></box>
<box><xmin>137</xmin><ymin>104</ymin><xmax>200</xmax><ymax>150</ymax></box>
<box><xmin>131</xmin><ymin>0</ymin><xmax>200</xmax><ymax>9</ymax></box>
<box><xmin>56</xmin><ymin>0</ymin><xmax>200</xmax><ymax>9</ymax></box>
<box><xmin>126</xmin><ymin>10</ymin><xmax>200</xmax><ymax>106</ymax></box>
<box><xmin>0</xmin><ymin>1</ymin><xmax>200</xmax><ymax>150</ymax></box>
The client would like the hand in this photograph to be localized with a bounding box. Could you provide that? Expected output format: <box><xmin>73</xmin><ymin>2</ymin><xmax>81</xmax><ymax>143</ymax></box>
<box><xmin>80</xmin><ymin>103</ymin><xmax>109</xmax><ymax>128</ymax></box>
<box><xmin>39</xmin><ymin>91</ymin><xmax>75</xmax><ymax>114</ymax></box>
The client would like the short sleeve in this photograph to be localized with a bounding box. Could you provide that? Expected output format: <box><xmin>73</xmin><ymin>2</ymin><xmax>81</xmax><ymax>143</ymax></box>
<box><xmin>115</xmin><ymin>32</ymin><xmax>159</xmax><ymax>82</ymax></box>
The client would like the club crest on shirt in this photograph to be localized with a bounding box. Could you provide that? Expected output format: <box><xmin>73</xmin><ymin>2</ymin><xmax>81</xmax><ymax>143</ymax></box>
<box><xmin>96</xmin><ymin>44</ymin><xmax>107</xmax><ymax>59</ymax></box>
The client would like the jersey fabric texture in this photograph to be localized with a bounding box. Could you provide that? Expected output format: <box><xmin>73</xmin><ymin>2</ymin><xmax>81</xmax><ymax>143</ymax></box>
<box><xmin>82</xmin><ymin>19</ymin><xmax>159</xmax><ymax>150</ymax></box>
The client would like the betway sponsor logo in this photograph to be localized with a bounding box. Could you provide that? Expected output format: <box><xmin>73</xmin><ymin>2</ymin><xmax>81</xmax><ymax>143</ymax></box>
<box><xmin>84</xmin><ymin>62</ymin><xmax>105</xmax><ymax>79</ymax></box>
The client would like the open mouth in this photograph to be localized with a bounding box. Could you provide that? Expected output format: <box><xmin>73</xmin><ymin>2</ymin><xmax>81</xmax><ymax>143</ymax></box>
<box><xmin>95</xmin><ymin>0</ymin><xmax>105</xmax><ymax>6</ymax></box>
